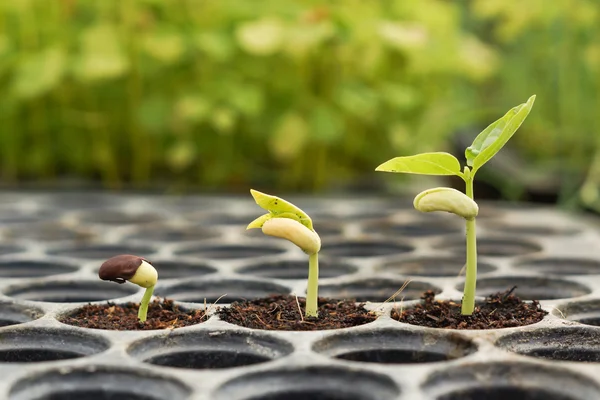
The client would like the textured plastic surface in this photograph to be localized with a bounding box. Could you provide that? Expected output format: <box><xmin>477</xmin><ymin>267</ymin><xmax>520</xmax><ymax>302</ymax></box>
<box><xmin>0</xmin><ymin>192</ymin><xmax>600</xmax><ymax>399</ymax></box>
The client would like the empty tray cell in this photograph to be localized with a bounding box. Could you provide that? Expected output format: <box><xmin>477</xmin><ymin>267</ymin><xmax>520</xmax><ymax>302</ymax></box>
<box><xmin>459</xmin><ymin>276</ymin><xmax>591</xmax><ymax>300</ymax></box>
<box><xmin>6</xmin><ymin>223</ymin><xmax>95</xmax><ymax>242</ymax></box>
<box><xmin>129</xmin><ymin>329</ymin><xmax>293</xmax><ymax>369</ymax></box>
<box><xmin>175</xmin><ymin>244</ymin><xmax>286</xmax><ymax>260</ymax></box>
<box><xmin>0</xmin><ymin>327</ymin><xmax>108</xmax><ymax>363</ymax></box>
<box><xmin>555</xmin><ymin>299</ymin><xmax>600</xmax><ymax>326</ymax></box>
<box><xmin>490</xmin><ymin>223</ymin><xmax>581</xmax><ymax>236</ymax></box>
<box><xmin>0</xmin><ymin>259</ymin><xmax>79</xmax><ymax>278</ymax></box>
<box><xmin>188</xmin><ymin>212</ymin><xmax>261</xmax><ymax>226</ymax></box>
<box><xmin>320</xmin><ymin>240</ymin><xmax>413</xmax><ymax>258</ymax></box>
<box><xmin>422</xmin><ymin>362</ymin><xmax>600</xmax><ymax>400</ymax></box>
<box><xmin>141</xmin><ymin>259</ymin><xmax>216</xmax><ymax>280</ymax></box>
<box><xmin>0</xmin><ymin>244</ymin><xmax>26</xmax><ymax>256</ymax></box>
<box><xmin>45</xmin><ymin>193</ymin><xmax>121</xmax><ymax>209</ymax></box>
<box><xmin>155</xmin><ymin>279</ymin><xmax>290</xmax><ymax>303</ymax></box>
<box><xmin>379</xmin><ymin>256</ymin><xmax>497</xmax><ymax>277</ymax></box>
<box><xmin>8</xmin><ymin>366</ymin><xmax>190</xmax><ymax>400</ymax></box>
<box><xmin>320</xmin><ymin>279</ymin><xmax>440</xmax><ymax>302</ymax></box>
<box><xmin>437</xmin><ymin>236</ymin><xmax>542</xmax><ymax>257</ymax></box>
<box><xmin>313</xmin><ymin>328</ymin><xmax>475</xmax><ymax>364</ymax></box>
<box><xmin>364</xmin><ymin>220</ymin><xmax>462</xmax><ymax>237</ymax></box>
<box><xmin>4</xmin><ymin>280</ymin><xmax>138</xmax><ymax>303</ymax></box>
<box><xmin>514</xmin><ymin>256</ymin><xmax>600</xmax><ymax>275</ymax></box>
<box><xmin>213</xmin><ymin>366</ymin><xmax>400</xmax><ymax>400</ymax></box>
<box><xmin>496</xmin><ymin>327</ymin><xmax>600</xmax><ymax>362</ymax></box>
<box><xmin>47</xmin><ymin>244</ymin><xmax>155</xmax><ymax>260</ymax></box>
<box><xmin>237</xmin><ymin>259</ymin><xmax>358</xmax><ymax>280</ymax></box>
<box><xmin>0</xmin><ymin>210</ymin><xmax>56</xmax><ymax>225</ymax></box>
<box><xmin>78</xmin><ymin>209</ymin><xmax>164</xmax><ymax>225</ymax></box>
<box><xmin>0</xmin><ymin>303</ymin><xmax>43</xmax><ymax>327</ymax></box>
<box><xmin>124</xmin><ymin>225</ymin><xmax>220</xmax><ymax>242</ymax></box>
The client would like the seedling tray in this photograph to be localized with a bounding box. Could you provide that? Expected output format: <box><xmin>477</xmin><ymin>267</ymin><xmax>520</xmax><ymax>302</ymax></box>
<box><xmin>1</xmin><ymin>191</ymin><xmax>600</xmax><ymax>400</ymax></box>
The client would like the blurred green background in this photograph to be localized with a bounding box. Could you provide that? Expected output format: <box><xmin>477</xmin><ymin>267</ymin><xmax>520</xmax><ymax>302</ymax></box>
<box><xmin>1</xmin><ymin>0</ymin><xmax>599</xmax><ymax>209</ymax></box>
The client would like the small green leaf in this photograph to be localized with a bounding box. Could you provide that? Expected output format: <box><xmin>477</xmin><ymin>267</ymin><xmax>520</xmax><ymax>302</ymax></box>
<box><xmin>250</xmin><ymin>189</ymin><xmax>313</xmax><ymax>230</ymax></box>
<box><xmin>466</xmin><ymin>95</ymin><xmax>536</xmax><ymax>173</ymax></box>
<box><xmin>375</xmin><ymin>152</ymin><xmax>463</xmax><ymax>177</ymax></box>
<box><xmin>247</xmin><ymin>213</ymin><xmax>272</xmax><ymax>229</ymax></box>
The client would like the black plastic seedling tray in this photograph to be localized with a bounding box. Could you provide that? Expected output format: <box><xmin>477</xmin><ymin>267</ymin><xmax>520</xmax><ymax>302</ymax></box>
<box><xmin>1</xmin><ymin>191</ymin><xmax>600</xmax><ymax>400</ymax></box>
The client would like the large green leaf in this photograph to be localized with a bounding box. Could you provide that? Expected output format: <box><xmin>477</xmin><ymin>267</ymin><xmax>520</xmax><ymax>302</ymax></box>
<box><xmin>465</xmin><ymin>95</ymin><xmax>536</xmax><ymax>173</ymax></box>
<box><xmin>375</xmin><ymin>152</ymin><xmax>463</xmax><ymax>177</ymax></box>
<box><xmin>250</xmin><ymin>189</ymin><xmax>313</xmax><ymax>230</ymax></box>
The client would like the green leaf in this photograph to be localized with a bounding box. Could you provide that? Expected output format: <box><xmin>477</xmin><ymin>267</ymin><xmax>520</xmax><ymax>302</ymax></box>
<box><xmin>247</xmin><ymin>213</ymin><xmax>272</xmax><ymax>229</ymax></box>
<box><xmin>250</xmin><ymin>189</ymin><xmax>313</xmax><ymax>230</ymax></box>
<box><xmin>466</xmin><ymin>95</ymin><xmax>536</xmax><ymax>173</ymax></box>
<box><xmin>375</xmin><ymin>152</ymin><xmax>463</xmax><ymax>177</ymax></box>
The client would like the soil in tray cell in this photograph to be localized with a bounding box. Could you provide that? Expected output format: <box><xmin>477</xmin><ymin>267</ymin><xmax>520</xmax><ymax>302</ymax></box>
<box><xmin>393</xmin><ymin>287</ymin><xmax>547</xmax><ymax>330</ymax></box>
<box><xmin>60</xmin><ymin>299</ymin><xmax>207</xmax><ymax>330</ymax></box>
<box><xmin>218</xmin><ymin>295</ymin><xmax>376</xmax><ymax>331</ymax></box>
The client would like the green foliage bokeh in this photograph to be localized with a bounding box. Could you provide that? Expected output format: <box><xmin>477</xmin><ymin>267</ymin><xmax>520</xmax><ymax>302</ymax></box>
<box><xmin>0</xmin><ymin>0</ymin><xmax>598</xmax><ymax>198</ymax></box>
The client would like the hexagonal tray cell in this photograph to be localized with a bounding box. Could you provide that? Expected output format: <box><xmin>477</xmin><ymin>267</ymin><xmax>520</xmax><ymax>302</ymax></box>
<box><xmin>320</xmin><ymin>279</ymin><xmax>440</xmax><ymax>302</ymax></box>
<box><xmin>175</xmin><ymin>244</ymin><xmax>286</xmax><ymax>260</ymax></box>
<box><xmin>0</xmin><ymin>327</ymin><xmax>109</xmax><ymax>363</ymax></box>
<box><xmin>378</xmin><ymin>255</ymin><xmax>497</xmax><ymax>277</ymax></box>
<box><xmin>437</xmin><ymin>236</ymin><xmax>543</xmax><ymax>257</ymax></box>
<box><xmin>363</xmin><ymin>219</ymin><xmax>463</xmax><ymax>237</ymax></box>
<box><xmin>496</xmin><ymin>327</ymin><xmax>600</xmax><ymax>362</ymax></box>
<box><xmin>44</xmin><ymin>192</ymin><xmax>122</xmax><ymax>210</ymax></box>
<box><xmin>236</xmin><ymin>259</ymin><xmax>358</xmax><ymax>280</ymax></box>
<box><xmin>320</xmin><ymin>240</ymin><xmax>413</xmax><ymax>259</ymax></box>
<box><xmin>140</xmin><ymin>259</ymin><xmax>217</xmax><ymax>280</ymax></box>
<box><xmin>184</xmin><ymin>211</ymin><xmax>258</xmax><ymax>226</ymax></box>
<box><xmin>4</xmin><ymin>281</ymin><xmax>138</xmax><ymax>303</ymax></box>
<box><xmin>47</xmin><ymin>244</ymin><xmax>156</xmax><ymax>260</ymax></box>
<box><xmin>0</xmin><ymin>302</ymin><xmax>43</xmax><ymax>327</ymax></box>
<box><xmin>489</xmin><ymin>222</ymin><xmax>582</xmax><ymax>236</ymax></box>
<box><xmin>155</xmin><ymin>279</ymin><xmax>290</xmax><ymax>303</ymax></box>
<box><xmin>213</xmin><ymin>366</ymin><xmax>400</xmax><ymax>400</ymax></box>
<box><xmin>8</xmin><ymin>366</ymin><xmax>191</xmax><ymax>400</ymax></box>
<box><xmin>313</xmin><ymin>328</ymin><xmax>476</xmax><ymax>364</ymax></box>
<box><xmin>555</xmin><ymin>299</ymin><xmax>600</xmax><ymax>326</ymax></box>
<box><xmin>77</xmin><ymin>209</ymin><xmax>164</xmax><ymax>225</ymax></box>
<box><xmin>0</xmin><ymin>259</ymin><xmax>79</xmax><ymax>278</ymax></box>
<box><xmin>0</xmin><ymin>210</ymin><xmax>56</xmax><ymax>225</ymax></box>
<box><xmin>514</xmin><ymin>256</ymin><xmax>600</xmax><ymax>275</ymax></box>
<box><xmin>124</xmin><ymin>225</ymin><xmax>220</xmax><ymax>242</ymax></box>
<box><xmin>458</xmin><ymin>276</ymin><xmax>591</xmax><ymax>301</ymax></box>
<box><xmin>128</xmin><ymin>329</ymin><xmax>293</xmax><ymax>369</ymax></box>
<box><xmin>0</xmin><ymin>244</ymin><xmax>26</xmax><ymax>256</ymax></box>
<box><xmin>5</xmin><ymin>223</ymin><xmax>95</xmax><ymax>242</ymax></box>
<box><xmin>422</xmin><ymin>362</ymin><xmax>600</xmax><ymax>400</ymax></box>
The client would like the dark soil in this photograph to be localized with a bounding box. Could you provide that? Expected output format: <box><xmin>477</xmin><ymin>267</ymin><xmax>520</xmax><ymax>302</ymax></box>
<box><xmin>60</xmin><ymin>298</ymin><xmax>207</xmax><ymax>330</ymax></box>
<box><xmin>218</xmin><ymin>295</ymin><xmax>377</xmax><ymax>331</ymax></box>
<box><xmin>392</xmin><ymin>287</ymin><xmax>547</xmax><ymax>330</ymax></box>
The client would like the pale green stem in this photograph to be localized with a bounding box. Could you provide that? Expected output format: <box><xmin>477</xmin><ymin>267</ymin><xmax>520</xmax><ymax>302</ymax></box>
<box><xmin>306</xmin><ymin>253</ymin><xmax>319</xmax><ymax>318</ymax></box>
<box><xmin>138</xmin><ymin>285</ymin><xmax>155</xmax><ymax>323</ymax></box>
<box><xmin>462</xmin><ymin>177</ymin><xmax>477</xmax><ymax>315</ymax></box>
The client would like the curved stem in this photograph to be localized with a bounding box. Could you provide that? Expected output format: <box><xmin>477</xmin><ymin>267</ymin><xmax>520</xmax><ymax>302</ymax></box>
<box><xmin>138</xmin><ymin>285</ymin><xmax>155</xmax><ymax>322</ymax></box>
<box><xmin>462</xmin><ymin>176</ymin><xmax>477</xmax><ymax>315</ymax></box>
<box><xmin>306</xmin><ymin>253</ymin><xmax>319</xmax><ymax>318</ymax></box>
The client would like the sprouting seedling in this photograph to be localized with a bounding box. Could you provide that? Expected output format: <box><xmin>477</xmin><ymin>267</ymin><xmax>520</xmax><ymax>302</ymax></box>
<box><xmin>247</xmin><ymin>189</ymin><xmax>321</xmax><ymax>318</ymax></box>
<box><xmin>375</xmin><ymin>95</ymin><xmax>536</xmax><ymax>315</ymax></box>
<box><xmin>98</xmin><ymin>254</ymin><xmax>158</xmax><ymax>323</ymax></box>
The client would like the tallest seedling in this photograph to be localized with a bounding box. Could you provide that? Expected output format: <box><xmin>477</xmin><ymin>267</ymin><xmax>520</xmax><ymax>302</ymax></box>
<box><xmin>376</xmin><ymin>95</ymin><xmax>536</xmax><ymax>315</ymax></box>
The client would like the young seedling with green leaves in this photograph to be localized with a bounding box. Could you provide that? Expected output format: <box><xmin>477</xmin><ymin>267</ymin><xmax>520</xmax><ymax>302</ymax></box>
<box><xmin>247</xmin><ymin>189</ymin><xmax>322</xmax><ymax>318</ymax></box>
<box><xmin>376</xmin><ymin>95</ymin><xmax>536</xmax><ymax>315</ymax></box>
<box><xmin>98</xmin><ymin>254</ymin><xmax>158</xmax><ymax>322</ymax></box>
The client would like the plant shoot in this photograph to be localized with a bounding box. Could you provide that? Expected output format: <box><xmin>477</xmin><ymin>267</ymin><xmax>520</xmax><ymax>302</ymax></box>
<box><xmin>98</xmin><ymin>254</ymin><xmax>158</xmax><ymax>322</ymax></box>
<box><xmin>376</xmin><ymin>95</ymin><xmax>536</xmax><ymax>315</ymax></box>
<box><xmin>247</xmin><ymin>189</ymin><xmax>321</xmax><ymax>317</ymax></box>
